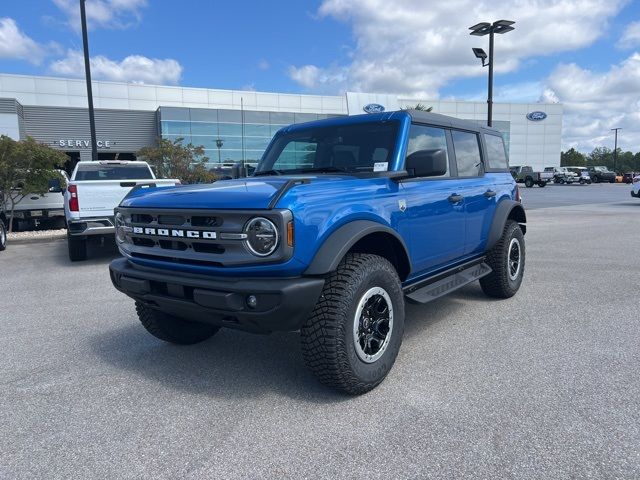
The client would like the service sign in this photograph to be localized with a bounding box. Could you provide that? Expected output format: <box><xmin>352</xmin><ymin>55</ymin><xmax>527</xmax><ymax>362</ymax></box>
<box><xmin>58</xmin><ymin>139</ymin><xmax>113</xmax><ymax>149</ymax></box>
<box><xmin>526</xmin><ymin>111</ymin><xmax>547</xmax><ymax>121</ymax></box>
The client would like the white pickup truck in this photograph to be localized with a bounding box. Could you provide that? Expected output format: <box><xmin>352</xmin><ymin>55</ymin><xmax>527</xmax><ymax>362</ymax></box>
<box><xmin>64</xmin><ymin>161</ymin><xmax>178</xmax><ymax>261</ymax></box>
<box><xmin>3</xmin><ymin>170</ymin><xmax>69</xmax><ymax>230</ymax></box>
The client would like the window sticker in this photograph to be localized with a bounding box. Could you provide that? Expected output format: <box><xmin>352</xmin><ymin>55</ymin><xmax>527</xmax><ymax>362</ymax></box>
<box><xmin>373</xmin><ymin>162</ymin><xmax>388</xmax><ymax>172</ymax></box>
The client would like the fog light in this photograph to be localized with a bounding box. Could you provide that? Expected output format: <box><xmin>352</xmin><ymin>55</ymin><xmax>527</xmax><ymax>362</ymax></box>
<box><xmin>246</xmin><ymin>295</ymin><xmax>258</xmax><ymax>309</ymax></box>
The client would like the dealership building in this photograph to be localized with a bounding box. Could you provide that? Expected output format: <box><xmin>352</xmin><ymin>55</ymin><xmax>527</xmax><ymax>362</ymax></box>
<box><xmin>0</xmin><ymin>73</ymin><xmax>562</xmax><ymax>172</ymax></box>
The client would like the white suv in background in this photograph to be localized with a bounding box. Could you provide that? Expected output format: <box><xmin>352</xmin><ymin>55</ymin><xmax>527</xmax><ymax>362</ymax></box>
<box><xmin>631</xmin><ymin>174</ymin><xmax>640</xmax><ymax>198</ymax></box>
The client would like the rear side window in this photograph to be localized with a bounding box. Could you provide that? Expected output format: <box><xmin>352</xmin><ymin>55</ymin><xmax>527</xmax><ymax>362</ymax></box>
<box><xmin>406</xmin><ymin>124</ymin><xmax>449</xmax><ymax>177</ymax></box>
<box><xmin>484</xmin><ymin>134</ymin><xmax>508</xmax><ymax>169</ymax></box>
<box><xmin>451</xmin><ymin>130</ymin><xmax>482</xmax><ymax>177</ymax></box>
<box><xmin>74</xmin><ymin>164</ymin><xmax>153</xmax><ymax>181</ymax></box>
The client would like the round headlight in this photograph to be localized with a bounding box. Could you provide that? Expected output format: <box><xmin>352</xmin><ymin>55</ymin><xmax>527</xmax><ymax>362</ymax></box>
<box><xmin>244</xmin><ymin>217</ymin><xmax>278</xmax><ymax>256</ymax></box>
<box><xmin>115</xmin><ymin>212</ymin><xmax>126</xmax><ymax>243</ymax></box>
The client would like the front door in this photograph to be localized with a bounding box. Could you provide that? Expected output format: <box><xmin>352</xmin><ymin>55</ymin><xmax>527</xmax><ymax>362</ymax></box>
<box><xmin>399</xmin><ymin>124</ymin><xmax>466</xmax><ymax>278</ymax></box>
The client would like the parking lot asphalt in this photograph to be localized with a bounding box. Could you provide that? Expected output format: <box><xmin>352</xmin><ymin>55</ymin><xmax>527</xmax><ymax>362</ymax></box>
<box><xmin>1</xmin><ymin>191</ymin><xmax>639</xmax><ymax>479</ymax></box>
<box><xmin>519</xmin><ymin>182</ymin><xmax>635</xmax><ymax>209</ymax></box>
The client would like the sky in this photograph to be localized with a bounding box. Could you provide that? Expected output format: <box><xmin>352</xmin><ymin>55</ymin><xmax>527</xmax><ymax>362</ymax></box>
<box><xmin>0</xmin><ymin>0</ymin><xmax>639</xmax><ymax>152</ymax></box>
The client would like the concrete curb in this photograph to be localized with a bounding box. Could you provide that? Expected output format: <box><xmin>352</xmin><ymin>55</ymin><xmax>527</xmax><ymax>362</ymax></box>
<box><xmin>7</xmin><ymin>234</ymin><xmax>66</xmax><ymax>245</ymax></box>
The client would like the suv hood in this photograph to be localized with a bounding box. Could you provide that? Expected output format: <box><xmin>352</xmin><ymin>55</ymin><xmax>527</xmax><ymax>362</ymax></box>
<box><xmin>119</xmin><ymin>176</ymin><xmax>355</xmax><ymax>210</ymax></box>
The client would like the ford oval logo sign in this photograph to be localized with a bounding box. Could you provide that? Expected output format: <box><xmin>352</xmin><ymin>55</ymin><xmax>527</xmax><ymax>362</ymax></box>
<box><xmin>526</xmin><ymin>111</ymin><xmax>547</xmax><ymax>121</ymax></box>
<box><xmin>363</xmin><ymin>103</ymin><xmax>385</xmax><ymax>114</ymax></box>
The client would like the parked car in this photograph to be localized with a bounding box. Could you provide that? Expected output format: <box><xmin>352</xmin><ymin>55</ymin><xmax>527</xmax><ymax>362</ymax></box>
<box><xmin>544</xmin><ymin>166</ymin><xmax>578</xmax><ymax>184</ymax></box>
<box><xmin>510</xmin><ymin>165</ymin><xmax>551</xmax><ymax>187</ymax></box>
<box><xmin>566</xmin><ymin>166</ymin><xmax>592</xmax><ymax>184</ymax></box>
<box><xmin>3</xmin><ymin>170</ymin><xmax>68</xmax><ymax>231</ymax></box>
<box><xmin>0</xmin><ymin>208</ymin><xmax>6</xmax><ymax>251</ymax></box>
<box><xmin>109</xmin><ymin>110</ymin><xmax>527</xmax><ymax>394</ymax></box>
<box><xmin>587</xmin><ymin>166</ymin><xmax>616</xmax><ymax>183</ymax></box>
<box><xmin>622</xmin><ymin>172</ymin><xmax>637</xmax><ymax>184</ymax></box>
<box><xmin>631</xmin><ymin>175</ymin><xmax>640</xmax><ymax>198</ymax></box>
<box><xmin>64</xmin><ymin>161</ymin><xmax>179</xmax><ymax>261</ymax></box>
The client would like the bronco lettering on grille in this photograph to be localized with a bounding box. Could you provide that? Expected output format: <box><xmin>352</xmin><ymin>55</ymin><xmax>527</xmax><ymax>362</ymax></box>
<box><xmin>132</xmin><ymin>226</ymin><xmax>217</xmax><ymax>239</ymax></box>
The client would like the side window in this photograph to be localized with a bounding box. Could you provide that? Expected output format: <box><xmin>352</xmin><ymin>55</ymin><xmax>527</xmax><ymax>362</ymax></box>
<box><xmin>451</xmin><ymin>130</ymin><xmax>482</xmax><ymax>177</ymax></box>
<box><xmin>484</xmin><ymin>134</ymin><xmax>508</xmax><ymax>169</ymax></box>
<box><xmin>406</xmin><ymin>124</ymin><xmax>449</xmax><ymax>177</ymax></box>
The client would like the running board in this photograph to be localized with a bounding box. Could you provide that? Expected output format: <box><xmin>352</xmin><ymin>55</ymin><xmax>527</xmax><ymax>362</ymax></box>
<box><xmin>404</xmin><ymin>261</ymin><xmax>492</xmax><ymax>304</ymax></box>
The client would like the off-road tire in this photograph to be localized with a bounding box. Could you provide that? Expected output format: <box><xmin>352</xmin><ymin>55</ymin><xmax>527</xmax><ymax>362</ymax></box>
<box><xmin>480</xmin><ymin>220</ymin><xmax>525</xmax><ymax>299</ymax></box>
<box><xmin>524</xmin><ymin>177</ymin><xmax>534</xmax><ymax>188</ymax></box>
<box><xmin>67</xmin><ymin>234</ymin><xmax>87</xmax><ymax>261</ymax></box>
<box><xmin>300</xmin><ymin>253</ymin><xmax>405</xmax><ymax>395</ymax></box>
<box><xmin>135</xmin><ymin>302</ymin><xmax>219</xmax><ymax>345</ymax></box>
<box><xmin>537</xmin><ymin>182</ymin><xmax>546</xmax><ymax>187</ymax></box>
<box><xmin>0</xmin><ymin>220</ymin><xmax>6</xmax><ymax>251</ymax></box>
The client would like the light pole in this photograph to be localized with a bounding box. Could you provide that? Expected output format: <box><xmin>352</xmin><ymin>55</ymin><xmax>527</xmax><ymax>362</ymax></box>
<box><xmin>215</xmin><ymin>138</ymin><xmax>223</xmax><ymax>164</ymax></box>
<box><xmin>79</xmin><ymin>0</ymin><xmax>98</xmax><ymax>161</ymax></box>
<box><xmin>470</xmin><ymin>20</ymin><xmax>515</xmax><ymax>127</ymax></box>
<box><xmin>611</xmin><ymin>127</ymin><xmax>621</xmax><ymax>172</ymax></box>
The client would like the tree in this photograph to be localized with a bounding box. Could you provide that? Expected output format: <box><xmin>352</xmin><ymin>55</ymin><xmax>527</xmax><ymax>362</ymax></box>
<box><xmin>402</xmin><ymin>103</ymin><xmax>433</xmax><ymax>112</ymax></box>
<box><xmin>586</xmin><ymin>147</ymin><xmax>613</xmax><ymax>169</ymax></box>
<box><xmin>137</xmin><ymin>137</ymin><xmax>217</xmax><ymax>184</ymax></box>
<box><xmin>560</xmin><ymin>148</ymin><xmax>586</xmax><ymax>166</ymax></box>
<box><xmin>0</xmin><ymin>136</ymin><xmax>68</xmax><ymax>232</ymax></box>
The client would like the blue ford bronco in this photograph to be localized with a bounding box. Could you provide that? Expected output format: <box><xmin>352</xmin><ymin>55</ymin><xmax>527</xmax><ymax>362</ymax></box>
<box><xmin>109</xmin><ymin>110</ymin><xmax>526</xmax><ymax>394</ymax></box>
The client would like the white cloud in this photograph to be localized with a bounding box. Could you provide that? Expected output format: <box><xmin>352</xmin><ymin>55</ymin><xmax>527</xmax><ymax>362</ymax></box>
<box><xmin>289</xmin><ymin>0</ymin><xmax>626</xmax><ymax>96</ymax></box>
<box><xmin>0</xmin><ymin>18</ymin><xmax>51</xmax><ymax>64</ymax></box>
<box><xmin>49</xmin><ymin>49</ymin><xmax>182</xmax><ymax>85</ymax></box>
<box><xmin>617</xmin><ymin>21</ymin><xmax>640</xmax><ymax>49</ymax></box>
<box><xmin>52</xmin><ymin>0</ymin><xmax>147</xmax><ymax>30</ymax></box>
<box><xmin>288</xmin><ymin>65</ymin><xmax>320</xmax><ymax>88</ymax></box>
<box><xmin>542</xmin><ymin>53</ymin><xmax>640</xmax><ymax>151</ymax></box>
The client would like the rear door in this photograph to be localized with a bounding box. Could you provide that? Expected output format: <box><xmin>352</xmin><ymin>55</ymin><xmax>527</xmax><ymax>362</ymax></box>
<box><xmin>448</xmin><ymin>129</ymin><xmax>496</xmax><ymax>255</ymax></box>
<box><xmin>399</xmin><ymin>124</ymin><xmax>466</xmax><ymax>276</ymax></box>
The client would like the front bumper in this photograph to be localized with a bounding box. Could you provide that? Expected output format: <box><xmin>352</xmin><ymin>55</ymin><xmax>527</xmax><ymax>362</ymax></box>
<box><xmin>67</xmin><ymin>216</ymin><xmax>114</xmax><ymax>236</ymax></box>
<box><xmin>109</xmin><ymin>257</ymin><xmax>325</xmax><ymax>333</ymax></box>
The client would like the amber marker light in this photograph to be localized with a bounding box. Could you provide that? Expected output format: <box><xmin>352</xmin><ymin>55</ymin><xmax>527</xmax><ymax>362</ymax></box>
<box><xmin>287</xmin><ymin>221</ymin><xmax>294</xmax><ymax>247</ymax></box>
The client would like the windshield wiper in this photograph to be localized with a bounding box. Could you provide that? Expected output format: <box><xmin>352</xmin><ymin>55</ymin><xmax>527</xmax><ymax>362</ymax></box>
<box><xmin>253</xmin><ymin>169</ymin><xmax>284</xmax><ymax>176</ymax></box>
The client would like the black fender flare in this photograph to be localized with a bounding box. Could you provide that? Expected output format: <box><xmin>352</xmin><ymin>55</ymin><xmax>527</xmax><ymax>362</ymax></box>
<box><xmin>304</xmin><ymin>220</ymin><xmax>411</xmax><ymax>276</ymax></box>
<box><xmin>486</xmin><ymin>200</ymin><xmax>526</xmax><ymax>252</ymax></box>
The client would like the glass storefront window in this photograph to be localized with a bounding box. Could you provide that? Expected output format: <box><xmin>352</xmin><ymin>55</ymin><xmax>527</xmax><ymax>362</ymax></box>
<box><xmin>190</xmin><ymin>122</ymin><xmax>218</xmax><ymax>135</ymax></box>
<box><xmin>218</xmin><ymin>109</ymin><xmax>243</xmax><ymax>123</ymax></box>
<box><xmin>158</xmin><ymin>107</ymin><xmax>348</xmax><ymax>169</ymax></box>
<box><xmin>244</xmin><ymin>124</ymin><xmax>270</xmax><ymax>137</ymax></box>
<box><xmin>190</xmin><ymin>108</ymin><xmax>218</xmax><ymax>122</ymax></box>
<box><xmin>161</xmin><ymin>121</ymin><xmax>191</xmax><ymax>135</ymax></box>
<box><xmin>164</xmin><ymin>134</ymin><xmax>192</xmax><ymax>145</ymax></box>
<box><xmin>218</xmin><ymin>123</ymin><xmax>243</xmax><ymax>136</ymax></box>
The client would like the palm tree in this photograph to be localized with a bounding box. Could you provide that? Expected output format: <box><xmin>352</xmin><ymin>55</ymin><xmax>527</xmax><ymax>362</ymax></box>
<box><xmin>402</xmin><ymin>103</ymin><xmax>433</xmax><ymax>112</ymax></box>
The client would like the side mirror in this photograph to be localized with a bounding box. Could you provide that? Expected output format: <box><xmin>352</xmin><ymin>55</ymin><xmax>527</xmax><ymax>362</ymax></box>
<box><xmin>405</xmin><ymin>149</ymin><xmax>447</xmax><ymax>178</ymax></box>
<box><xmin>48</xmin><ymin>178</ymin><xmax>62</xmax><ymax>193</ymax></box>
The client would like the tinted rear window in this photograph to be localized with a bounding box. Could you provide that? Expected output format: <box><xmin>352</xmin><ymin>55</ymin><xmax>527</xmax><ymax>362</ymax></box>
<box><xmin>452</xmin><ymin>130</ymin><xmax>482</xmax><ymax>177</ymax></box>
<box><xmin>484</xmin><ymin>134</ymin><xmax>508</xmax><ymax>169</ymax></box>
<box><xmin>75</xmin><ymin>164</ymin><xmax>153</xmax><ymax>181</ymax></box>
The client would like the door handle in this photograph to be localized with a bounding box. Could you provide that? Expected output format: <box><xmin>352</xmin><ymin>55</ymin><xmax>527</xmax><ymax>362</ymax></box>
<box><xmin>448</xmin><ymin>194</ymin><xmax>464</xmax><ymax>203</ymax></box>
<box><xmin>484</xmin><ymin>190</ymin><xmax>496</xmax><ymax>198</ymax></box>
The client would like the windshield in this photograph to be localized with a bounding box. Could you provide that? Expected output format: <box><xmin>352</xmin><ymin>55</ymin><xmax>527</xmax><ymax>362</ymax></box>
<box><xmin>255</xmin><ymin>121</ymin><xmax>399</xmax><ymax>175</ymax></box>
<box><xmin>74</xmin><ymin>164</ymin><xmax>153</xmax><ymax>181</ymax></box>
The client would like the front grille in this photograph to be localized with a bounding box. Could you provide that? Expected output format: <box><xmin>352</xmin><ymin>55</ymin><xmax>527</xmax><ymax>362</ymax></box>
<box><xmin>117</xmin><ymin>207</ymin><xmax>293</xmax><ymax>268</ymax></box>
